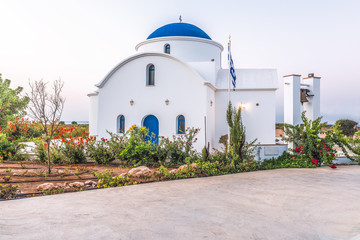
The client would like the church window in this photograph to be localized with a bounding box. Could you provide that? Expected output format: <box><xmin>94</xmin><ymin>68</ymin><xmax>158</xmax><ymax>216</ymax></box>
<box><xmin>177</xmin><ymin>115</ymin><xmax>185</xmax><ymax>134</ymax></box>
<box><xmin>164</xmin><ymin>44</ymin><xmax>170</xmax><ymax>54</ymax></box>
<box><xmin>147</xmin><ymin>64</ymin><xmax>155</xmax><ymax>86</ymax></box>
<box><xmin>117</xmin><ymin>115</ymin><xmax>125</xmax><ymax>133</ymax></box>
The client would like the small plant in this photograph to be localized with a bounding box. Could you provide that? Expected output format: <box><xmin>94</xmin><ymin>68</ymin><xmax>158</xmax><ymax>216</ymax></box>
<box><xmin>0</xmin><ymin>184</ymin><xmax>19</xmax><ymax>199</ymax></box>
<box><xmin>3</xmin><ymin>175</ymin><xmax>11</xmax><ymax>183</ymax></box>
<box><xmin>42</xmin><ymin>188</ymin><xmax>65</xmax><ymax>196</ymax></box>
<box><xmin>18</xmin><ymin>161</ymin><xmax>27</xmax><ymax>169</ymax></box>
<box><xmin>93</xmin><ymin>169</ymin><xmax>135</xmax><ymax>188</ymax></box>
<box><xmin>226</xmin><ymin>102</ymin><xmax>257</xmax><ymax>164</ymax></box>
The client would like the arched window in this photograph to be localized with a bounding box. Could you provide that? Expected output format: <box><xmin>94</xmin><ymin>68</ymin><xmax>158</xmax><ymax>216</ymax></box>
<box><xmin>117</xmin><ymin>115</ymin><xmax>125</xmax><ymax>133</ymax></box>
<box><xmin>177</xmin><ymin>115</ymin><xmax>185</xmax><ymax>134</ymax></box>
<box><xmin>164</xmin><ymin>44</ymin><xmax>170</xmax><ymax>54</ymax></box>
<box><xmin>146</xmin><ymin>64</ymin><xmax>155</xmax><ymax>86</ymax></box>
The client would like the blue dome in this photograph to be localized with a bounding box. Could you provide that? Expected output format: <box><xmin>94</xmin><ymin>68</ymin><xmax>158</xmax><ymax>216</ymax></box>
<box><xmin>147</xmin><ymin>23</ymin><xmax>211</xmax><ymax>40</ymax></box>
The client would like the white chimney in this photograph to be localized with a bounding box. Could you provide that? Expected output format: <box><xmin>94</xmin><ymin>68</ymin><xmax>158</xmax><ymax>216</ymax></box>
<box><xmin>284</xmin><ymin>74</ymin><xmax>301</xmax><ymax>126</ymax></box>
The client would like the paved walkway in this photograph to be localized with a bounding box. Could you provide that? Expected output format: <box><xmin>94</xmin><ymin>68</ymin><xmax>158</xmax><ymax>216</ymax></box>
<box><xmin>1</xmin><ymin>166</ymin><xmax>360</xmax><ymax>240</ymax></box>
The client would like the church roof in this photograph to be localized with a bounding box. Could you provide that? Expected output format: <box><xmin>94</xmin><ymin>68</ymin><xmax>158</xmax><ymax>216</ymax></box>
<box><xmin>147</xmin><ymin>23</ymin><xmax>212</xmax><ymax>40</ymax></box>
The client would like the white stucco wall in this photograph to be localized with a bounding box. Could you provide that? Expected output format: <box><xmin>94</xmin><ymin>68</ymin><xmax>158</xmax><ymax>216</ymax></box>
<box><xmin>214</xmin><ymin>90</ymin><xmax>276</xmax><ymax>149</ymax></box>
<box><xmin>136</xmin><ymin>37</ymin><xmax>223</xmax><ymax>73</ymax></box>
<box><xmin>94</xmin><ymin>54</ymin><xmax>210</xmax><ymax>151</ymax></box>
<box><xmin>284</xmin><ymin>75</ymin><xmax>301</xmax><ymax>126</ymax></box>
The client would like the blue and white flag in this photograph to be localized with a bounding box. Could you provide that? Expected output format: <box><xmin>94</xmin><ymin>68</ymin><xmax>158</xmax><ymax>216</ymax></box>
<box><xmin>228</xmin><ymin>46</ymin><xmax>237</xmax><ymax>90</ymax></box>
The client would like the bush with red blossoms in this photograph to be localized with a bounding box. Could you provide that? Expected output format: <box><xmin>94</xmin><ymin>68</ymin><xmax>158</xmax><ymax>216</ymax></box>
<box><xmin>311</xmin><ymin>158</ymin><xmax>319</xmax><ymax>166</ymax></box>
<box><xmin>61</xmin><ymin>137</ymin><xmax>87</xmax><ymax>164</ymax></box>
<box><xmin>282</xmin><ymin>112</ymin><xmax>359</xmax><ymax>168</ymax></box>
<box><xmin>330</xmin><ymin>164</ymin><xmax>337</xmax><ymax>169</ymax></box>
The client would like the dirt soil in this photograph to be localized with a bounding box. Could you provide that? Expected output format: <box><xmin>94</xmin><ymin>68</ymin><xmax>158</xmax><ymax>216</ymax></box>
<box><xmin>0</xmin><ymin>161</ymin><xmax>157</xmax><ymax>196</ymax></box>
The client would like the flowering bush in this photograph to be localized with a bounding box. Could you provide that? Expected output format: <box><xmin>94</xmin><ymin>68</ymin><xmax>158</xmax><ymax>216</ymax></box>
<box><xmin>85</xmin><ymin>136</ymin><xmax>115</xmax><ymax>165</ymax></box>
<box><xmin>282</xmin><ymin>112</ymin><xmax>359</xmax><ymax>167</ymax></box>
<box><xmin>2</xmin><ymin>118</ymin><xmax>43</xmax><ymax>142</ymax></box>
<box><xmin>61</xmin><ymin>137</ymin><xmax>87</xmax><ymax>164</ymax></box>
<box><xmin>311</xmin><ymin>158</ymin><xmax>319</xmax><ymax>166</ymax></box>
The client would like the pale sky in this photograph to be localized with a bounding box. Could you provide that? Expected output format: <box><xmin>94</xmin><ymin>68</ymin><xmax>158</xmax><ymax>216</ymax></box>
<box><xmin>0</xmin><ymin>0</ymin><xmax>359</xmax><ymax>124</ymax></box>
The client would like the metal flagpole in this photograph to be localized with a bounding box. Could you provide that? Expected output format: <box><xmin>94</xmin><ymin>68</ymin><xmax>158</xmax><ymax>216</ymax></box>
<box><xmin>227</xmin><ymin>35</ymin><xmax>231</xmax><ymax>149</ymax></box>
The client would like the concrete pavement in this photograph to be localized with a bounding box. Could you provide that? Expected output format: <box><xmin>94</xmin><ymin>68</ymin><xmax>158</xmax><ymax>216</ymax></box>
<box><xmin>1</xmin><ymin>166</ymin><xmax>360</xmax><ymax>240</ymax></box>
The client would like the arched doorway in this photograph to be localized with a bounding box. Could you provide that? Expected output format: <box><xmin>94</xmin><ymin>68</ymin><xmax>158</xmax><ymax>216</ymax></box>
<box><xmin>143</xmin><ymin>115</ymin><xmax>159</xmax><ymax>144</ymax></box>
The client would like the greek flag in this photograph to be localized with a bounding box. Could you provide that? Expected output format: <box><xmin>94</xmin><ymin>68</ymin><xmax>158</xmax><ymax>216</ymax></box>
<box><xmin>228</xmin><ymin>47</ymin><xmax>236</xmax><ymax>90</ymax></box>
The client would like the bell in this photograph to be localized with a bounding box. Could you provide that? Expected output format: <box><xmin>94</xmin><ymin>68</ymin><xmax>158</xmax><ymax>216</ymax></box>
<box><xmin>300</xmin><ymin>89</ymin><xmax>309</xmax><ymax>103</ymax></box>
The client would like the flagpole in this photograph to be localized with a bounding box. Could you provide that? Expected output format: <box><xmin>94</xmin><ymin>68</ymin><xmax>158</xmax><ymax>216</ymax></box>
<box><xmin>227</xmin><ymin>35</ymin><xmax>231</xmax><ymax>149</ymax></box>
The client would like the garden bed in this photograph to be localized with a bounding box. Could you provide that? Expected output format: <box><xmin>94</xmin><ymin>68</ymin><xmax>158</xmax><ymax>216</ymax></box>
<box><xmin>0</xmin><ymin>161</ymin><xmax>158</xmax><ymax>197</ymax></box>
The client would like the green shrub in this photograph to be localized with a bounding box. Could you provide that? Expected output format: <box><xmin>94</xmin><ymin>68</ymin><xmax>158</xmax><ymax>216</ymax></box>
<box><xmin>85</xmin><ymin>136</ymin><xmax>115</xmax><ymax>164</ymax></box>
<box><xmin>0</xmin><ymin>133</ymin><xmax>25</xmax><ymax>160</ymax></box>
<box><xmin>226</xmin><ymin>102</ymin><xmax>257</xmax><ymax>164</ymax></box>
<box><xmin>34</xmin><ymin>140</ymin><xmax>47</xmax><ymax>162</ymax></box>
<box><xmin>0</xmin><ymin>184</ymin><xmax>19</xmax><ymax>199</ymax></box>
<box><xmin>114</xmin><ymin>125</ymin><xmax>199</xmax><ymax>167</ymax></box>
<box><xmin>336</xmin><ymin>119</ymin><xmax>358</xmax><ymax>137</ymax></box>
<box><xmin>93</xmin><ymin>169</ymin><xmax>135</xmax><ymax>188</ymax></box>
<box><xmin>34</xmin><ymin>140</ymin><xmax>64</xmax><ymax>164</ymax></box>
<box><xmin>259</xmin><ymin>151</ymin><xmax>315</xmax><ymax>170</ymax></box>
<box><xmin>62</xmin><ymin>138</ymin><xmax>86</xmax><ymax>164</ymax></box>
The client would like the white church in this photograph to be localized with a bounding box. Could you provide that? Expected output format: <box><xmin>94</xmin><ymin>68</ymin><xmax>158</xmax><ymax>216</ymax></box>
<box><xmin>88</xmin><ymin>21</ymin><xmax>321</xmax><ymax>158</ymax></box>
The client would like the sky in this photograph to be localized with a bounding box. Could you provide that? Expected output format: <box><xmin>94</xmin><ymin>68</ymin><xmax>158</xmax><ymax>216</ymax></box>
<box><xmin>0</xmin><ymin>0</ymin><xmax>359</xmax><ymax>124</ymax></box>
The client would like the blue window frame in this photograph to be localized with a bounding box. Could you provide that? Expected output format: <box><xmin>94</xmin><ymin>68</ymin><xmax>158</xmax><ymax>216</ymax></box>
<box><xmin>177</xmin><ymin>115</ymin><xmax>185</xmax><ymax>134</ymax></box>
<box><xmin>117</xmin><ymin>115</ymin><xmax>125</xmax><ymax>133</ymax></box>
<box><xmin>147</xmin><ymin>64</ymin><xmax>155</xmax><ymax>85</ymax></box>
<box><xmin>164</xmin><ymin>44</ymin><xmax>170</xmax><ymax>54</ymax></box>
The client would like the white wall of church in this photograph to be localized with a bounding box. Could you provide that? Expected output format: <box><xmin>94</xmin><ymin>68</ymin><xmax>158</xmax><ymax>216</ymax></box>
<box><xmin>136</xmin><ymin>38</ymin><xmax>222</xmax><ymax>73</ymax></box>
<box><xmin>94</xmin><ymin>55</ymin><xmax>210</xmax><ymax>151</ymax></box>
<box><xmin>214</xmin><ymin>90</ymin><xmax>276</xmax><ymax>149</ymax></box>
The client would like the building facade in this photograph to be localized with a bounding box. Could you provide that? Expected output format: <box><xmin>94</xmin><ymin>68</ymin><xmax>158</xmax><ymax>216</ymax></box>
<box><xmin>88</xmin><ymin>22</ymin><xmax>280</xmax><ymax>152</ymax></box>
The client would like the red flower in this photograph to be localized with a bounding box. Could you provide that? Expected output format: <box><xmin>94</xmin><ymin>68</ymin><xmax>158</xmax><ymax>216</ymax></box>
<box><xmin>311</xmin><ymin>158</ymin><xmax>319</xmax><ymax>166</ymax></box>
<box><xmin>295</xmin><ymin>146</ymin><xmax>302</xmax><ymax>153</ymax></box>
<box><xmin>291</xmin><ymin>156</ymin><xmax>295</xmax><ymax>159</ymax></box>
<box><xmin>330</xmin><ymin>164</ymin><xmax>337</xmax><ymax>169</ymax></box>
<box><xmin>330</xmin><ymin>153</ymin><xmax>335</xmax><ymax>157</ymax></box>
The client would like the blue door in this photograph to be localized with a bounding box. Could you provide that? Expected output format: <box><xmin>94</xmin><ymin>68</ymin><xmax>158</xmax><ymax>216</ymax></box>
<box><xmin>143</xmin><ymin>115</ymin><xmax>159</xmax><ymax>144</ymax></box>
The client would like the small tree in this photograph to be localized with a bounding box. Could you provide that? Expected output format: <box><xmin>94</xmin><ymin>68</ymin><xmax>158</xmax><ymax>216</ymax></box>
<box><xmin>0</xmin><ymin>74</ymin><xmax>29</xmax><ymax>128</ymax></box>
<box><xmin>226</xmin><ymin>102</ymin><xmax>246</xmax><ymax>162</ymax></box>
<box><xmin>335</xmin><ymin>119</ymin><xmax>358</xmax><ymax>137</ymax></box>
<box><xmin>27</xmin><ymin>79</ymin><xmax>65</xmax><ymax>174</ymax></box>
